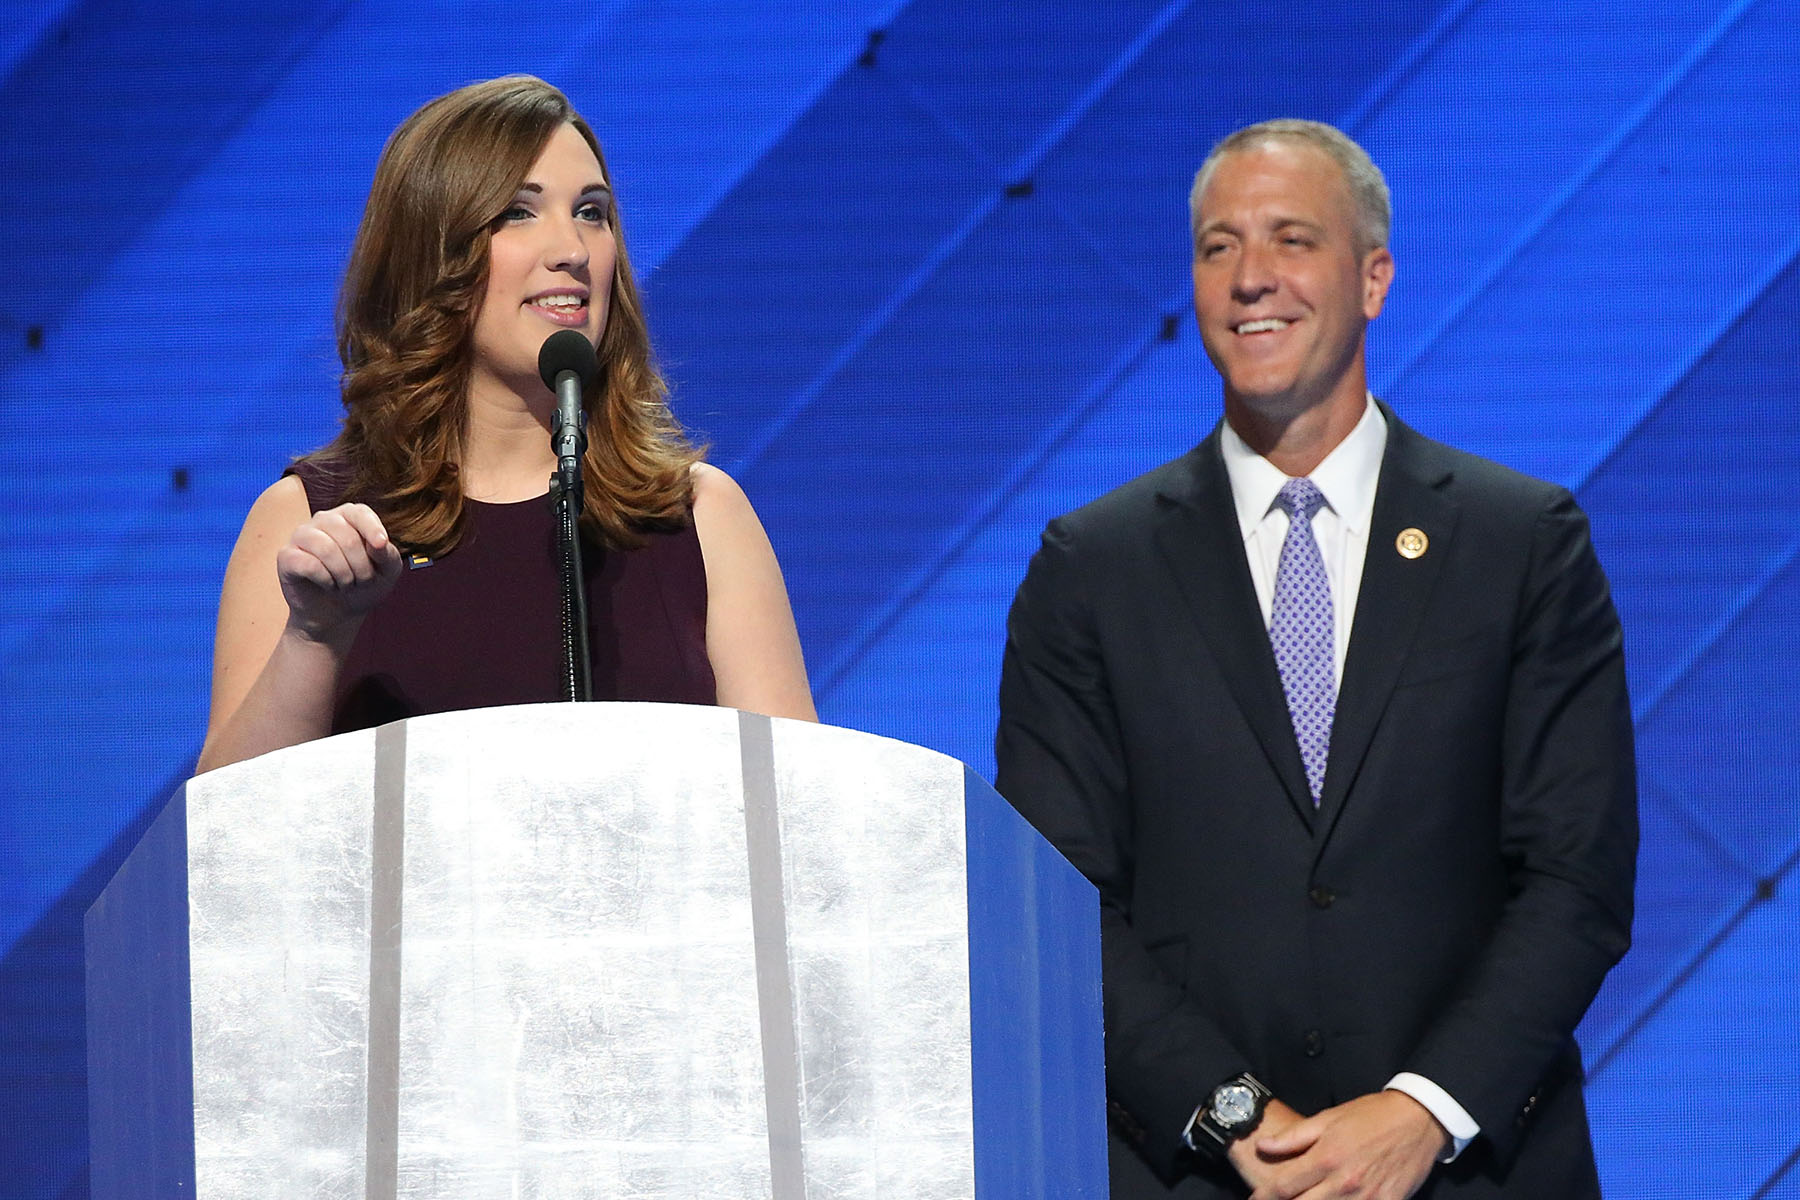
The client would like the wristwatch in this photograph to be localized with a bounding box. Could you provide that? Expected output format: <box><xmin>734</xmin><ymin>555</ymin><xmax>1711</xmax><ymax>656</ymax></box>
<box><xmin>1184</xmin><ymin>1072</ymin><xmax>1273</xmax><ymax>1156</ymax></box>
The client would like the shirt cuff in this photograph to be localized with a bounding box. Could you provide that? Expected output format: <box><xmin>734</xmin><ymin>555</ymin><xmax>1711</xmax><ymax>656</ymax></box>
<box><xmin>1384</xmin><ymin>1073</ymin><xmax>1479</xmax><ymax>1162</ymax></box>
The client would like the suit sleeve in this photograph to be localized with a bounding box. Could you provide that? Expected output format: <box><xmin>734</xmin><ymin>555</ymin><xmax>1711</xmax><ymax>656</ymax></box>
<box><xmin>1401</xmin><ymin>488</ymin><xmax>1638</xmax><ymax>1162</ymax></box>
<box><xmin>995</xmin><ymin>517</ymin><xmax>1251</xmax><ymax>1184</ymax></box>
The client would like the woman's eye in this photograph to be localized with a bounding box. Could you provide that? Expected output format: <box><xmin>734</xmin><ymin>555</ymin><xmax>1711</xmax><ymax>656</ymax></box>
<box><xmin>500</xmin><ymin>205</ymin><xmax>533</xmax><ymax>224</ymax></box>
<box><xmin>577</xmin><ymin>202</ymin><xmax>610</xmax><ymax>225</ymax></box>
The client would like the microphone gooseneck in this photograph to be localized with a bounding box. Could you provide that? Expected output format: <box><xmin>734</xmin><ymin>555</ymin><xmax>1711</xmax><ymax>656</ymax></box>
<box><xmin>537</xmin><ymin>330</ymin><xmax>597</xmax><ymax>703</ymax></box>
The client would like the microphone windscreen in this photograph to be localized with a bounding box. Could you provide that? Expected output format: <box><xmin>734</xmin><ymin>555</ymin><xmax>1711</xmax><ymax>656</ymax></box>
<box><xmin>537</xmin><ymin>329</ymin><xmax>597</xmax><ymax>392</ymax></box>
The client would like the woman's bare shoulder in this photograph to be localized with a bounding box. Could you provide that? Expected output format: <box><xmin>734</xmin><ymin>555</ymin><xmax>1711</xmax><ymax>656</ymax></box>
<box><xmin>689</xmin><ymin>460</ymin><xmax>745</xmax><ymax>508</ymax></box>
<box><xmin>240</xmin><ymin>473</ymin><xmax>314</xmax><ymax>541</ymax></box>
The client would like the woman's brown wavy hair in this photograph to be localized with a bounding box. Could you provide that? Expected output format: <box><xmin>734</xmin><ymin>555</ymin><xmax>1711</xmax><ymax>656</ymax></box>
<box><xmin>301</xmin><ymin>74</ymin><xmax>700</xmax><ymax>553</ymax></box>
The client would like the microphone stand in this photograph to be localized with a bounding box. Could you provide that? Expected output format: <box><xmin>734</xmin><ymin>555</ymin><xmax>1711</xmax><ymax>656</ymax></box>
<box><xmin>550</xmin><ymin>378</ymin><xmax>593</xmax><ymax>702</ymax></box>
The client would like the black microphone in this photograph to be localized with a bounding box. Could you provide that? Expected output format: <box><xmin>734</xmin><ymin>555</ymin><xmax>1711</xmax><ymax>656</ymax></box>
<box><xmin>537</xmin><ymin>329</ymin><xmax>596</xmax><ymax>465</ymax></box>
<box><xmin>537</xmin><ymin>329</ymin><xmax>598</xmax><ymax>702</ymax></box>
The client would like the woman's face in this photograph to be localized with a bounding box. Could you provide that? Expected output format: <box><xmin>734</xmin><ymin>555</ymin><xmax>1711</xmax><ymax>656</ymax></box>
<box><xmin>469</xmin><ymin>122</ymin><xmax>618</xmax><ymax>402</ymax></box>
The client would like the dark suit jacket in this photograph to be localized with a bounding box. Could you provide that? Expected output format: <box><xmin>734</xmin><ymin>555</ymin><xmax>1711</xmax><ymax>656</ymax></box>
<box><xmin>995</xmin><ymin>407</ymin><xmax>1637</xmax><ymax>1198</ymax></box>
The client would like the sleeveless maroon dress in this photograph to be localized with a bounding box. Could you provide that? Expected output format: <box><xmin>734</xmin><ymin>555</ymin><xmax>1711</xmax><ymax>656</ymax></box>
<box><xmin>289</xmin><ymin>462</ymin><xmax>716</xmax><ymax>734</ymax></box>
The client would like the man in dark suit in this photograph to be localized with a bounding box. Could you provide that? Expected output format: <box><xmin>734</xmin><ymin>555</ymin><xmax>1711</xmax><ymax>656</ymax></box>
<box><xmin>995</xmin><ymin>120</ymin><xmax>1636</xmax><ymax>1198</ymax></box>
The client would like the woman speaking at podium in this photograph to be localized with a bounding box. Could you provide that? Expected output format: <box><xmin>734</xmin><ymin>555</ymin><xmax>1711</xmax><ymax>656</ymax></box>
<box><xmin>197</xmin><ymin>76</ymin><xmax>815</xmax><ymax>773</ymax></box>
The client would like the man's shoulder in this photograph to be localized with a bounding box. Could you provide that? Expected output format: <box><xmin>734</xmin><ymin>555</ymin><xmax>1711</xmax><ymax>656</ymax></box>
<box><xmin>1387</xmin><ymin>416</ymin><xmax>1573</xmax><ymax>519</ymax></box>
<box><xmin>1039</xmin><ymin>414</ymin><xmax>1578</xmax><ymax>548</ymax></box>
<box><xmin>1050</xmin><ymin>444</ymin><xmax>1214</xmax><ymax>542</ymax></box>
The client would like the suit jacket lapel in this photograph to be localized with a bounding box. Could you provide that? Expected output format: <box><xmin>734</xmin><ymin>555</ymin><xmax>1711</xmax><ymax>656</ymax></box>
<box><xmin>1315</xmin><ymin>411</ymin><xmax>1459</xmax><ymax>841</ymax></box>
<box><xmin>1153</xmin><ymin>430</ymin><xmax>1316</xmax><ymax>829</ymax></box>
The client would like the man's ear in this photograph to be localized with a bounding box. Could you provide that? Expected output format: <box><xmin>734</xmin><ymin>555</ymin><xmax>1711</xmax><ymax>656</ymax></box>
<box><xmin>1362</xmin><ymin>247</ymin><xmax>1395</xmax><ymax>319</ymax></box>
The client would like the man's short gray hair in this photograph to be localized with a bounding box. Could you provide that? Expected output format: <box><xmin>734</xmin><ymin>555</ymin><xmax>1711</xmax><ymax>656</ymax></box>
<box><xmin>1189</xmin><ymin>119</ymin><xmax>1391</xmax><ymax>253</ymax></box>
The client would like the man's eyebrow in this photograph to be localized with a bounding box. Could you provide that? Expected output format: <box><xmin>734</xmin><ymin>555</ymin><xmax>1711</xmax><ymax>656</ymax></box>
<box><xmin>1199</xmin><ymin>215</ymin><xmax>1329</xmax><ymax>239</ymax></box>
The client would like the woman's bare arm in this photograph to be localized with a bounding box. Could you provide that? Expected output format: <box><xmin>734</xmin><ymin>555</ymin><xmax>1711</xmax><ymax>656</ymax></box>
<box><xmin>690</xmin><ymin>463</ymin><xmax>817</xmax><ymax>722</ymax></box>
<box><xmin>196</xmin><ymin>476</ymin><xmax>403</xmax><ymax>773</ymax></box>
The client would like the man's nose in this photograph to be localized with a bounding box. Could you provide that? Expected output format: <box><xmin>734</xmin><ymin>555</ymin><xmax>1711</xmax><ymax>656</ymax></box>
<box><xmin>1231</xmin><ymin>243</ymin><xmax>1277</xmax><ymax>300</ymax></box>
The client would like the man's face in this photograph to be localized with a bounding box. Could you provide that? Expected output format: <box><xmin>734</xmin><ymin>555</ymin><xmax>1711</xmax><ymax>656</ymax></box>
<box><xmin>1191</xmin><ymin>140</ymin><xmax>1393</xmax><ymax>423</ymax></box>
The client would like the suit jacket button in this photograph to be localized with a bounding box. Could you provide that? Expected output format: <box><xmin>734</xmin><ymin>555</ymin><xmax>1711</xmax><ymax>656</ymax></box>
<box><xmin>1304</xmin><ymin>1029</ymin><xmax>1325</xmax><ymax>1057</ymax></box>
<box><xmin>1309</xmin><ymin>886</ymin><xmax>1336</xmax><ymax>909</ymax></box>
<box><xmin>1519</xmin><ymin>1091</ymin><xmax>1540</xmax><ymax>1120</ymax></box>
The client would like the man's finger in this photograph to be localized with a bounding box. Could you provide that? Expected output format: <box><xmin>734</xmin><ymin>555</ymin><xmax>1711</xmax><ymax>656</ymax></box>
<box><xmin>1257</xmin><ymin>1115</ymin><xmax>1323</xmax><ymax>1157</ymax></box>
<box><xmin>1248</xmin><ymin>1165</ymin><xmax>1320</xmax><ymax>1200</ymax></box>
<box><xmin>1275</xmin><ymin>1156</ymin><xmax>1331</xmax><ymax>1200</ymax></box>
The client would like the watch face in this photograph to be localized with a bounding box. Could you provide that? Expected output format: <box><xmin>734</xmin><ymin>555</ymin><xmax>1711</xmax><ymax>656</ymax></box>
<box><xmin>1213</xmin><ymin>1082</ymin><xmax>1257</xmax><ymax>1127</ymax></box>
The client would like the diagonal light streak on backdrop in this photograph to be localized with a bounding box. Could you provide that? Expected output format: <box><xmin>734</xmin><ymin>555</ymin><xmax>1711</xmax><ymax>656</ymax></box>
<box><xmin>725</xmin><ymin>0</ymin><xmax>1193</xmax><ymax>479</ymax></box>
<box><xmin>1585</xmin><ymin>540</ymin><xmax>1800</xmax><ymax>1080</ymax></box>
<box><xmin>812</xmin><ymin>311</ymin><xmax>1174</xmax><ymax>694</ymax></box>
<box><xmin>1586</xmin><ymin>834</ymin><xmax>1800</xmax><ymax>1078</ymax></box>
<box><xmin>1580</xmin><ymin>775</ymin><xmax>1760</xmax><ymax>1070</ymax></box>
<box><xmin>0</xmin><ymin>1</ymin><xmax>361</xmax><ymax>388</ymax></box>
<box><xmin>1333</xmin><ymin>0</ymin><xmax>1488</xmax><ymax>130</ymax></box>
<box><xmin>1627</xmin><ymin>529</ymin><xmax>1800</xmax><ymax>729</ymax></box>
<box><xmin>619</xmin><ymin>2</ymin><xmax>916</xmax><ymax>273</ymax></box>
<box><xmin>0</xmin><ymin>1</ymin><xmax>75</xmax><ymax>82</ymax></box>
<box><xmin>1568</xmin><ymin>234</ymin><xmax>1800</xmax><ymax>498</ymax></box>
<box><xmin>1374</xmin><ymin>0</ymin><xmax>1761</xmax><ymax>396</ymax></box>
<box><xmin>1750</xmin><ymin>1139</ymin><xmax>1800</xmax><ymax>1199</ymax></box>
<box><xmin>875</xmin><ymin>59</ymin><xmax>1165</xmax><ymax>315</ymax></box>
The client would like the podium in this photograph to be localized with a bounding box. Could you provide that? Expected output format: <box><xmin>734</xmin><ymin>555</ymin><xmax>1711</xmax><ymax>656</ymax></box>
<box><xmin>86</xmin><ymin>704</ymin><xmax>1104</xmax><ymax>1197</ymax></box>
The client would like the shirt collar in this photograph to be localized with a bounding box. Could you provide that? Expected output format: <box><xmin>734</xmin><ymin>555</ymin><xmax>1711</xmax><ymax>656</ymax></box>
<box><xmin>1219</xmin><ymin>393</ymin><xmax>1388</xmax><ymax>540</ymax></box>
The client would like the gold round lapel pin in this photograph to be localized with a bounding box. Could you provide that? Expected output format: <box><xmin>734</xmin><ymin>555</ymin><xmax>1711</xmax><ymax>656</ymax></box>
<box><xmin>1395</xmin><ymin>528</ymin><xmax>1429</xmax><ymax>559</ymax></box>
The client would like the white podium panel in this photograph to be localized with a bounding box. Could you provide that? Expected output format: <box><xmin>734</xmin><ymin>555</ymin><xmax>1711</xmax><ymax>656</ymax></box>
<box><xmin>87</xmin><ymin>703</ymin><xmax>1104</xmax><ymax>1198</ymax></box>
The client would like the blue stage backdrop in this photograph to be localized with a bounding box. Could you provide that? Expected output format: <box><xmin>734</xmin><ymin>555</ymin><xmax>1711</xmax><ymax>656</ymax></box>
<box><xmin>4</xmin><ymin>2</ymin><xmax>1798</xmax><ymax>1196</ymax></box>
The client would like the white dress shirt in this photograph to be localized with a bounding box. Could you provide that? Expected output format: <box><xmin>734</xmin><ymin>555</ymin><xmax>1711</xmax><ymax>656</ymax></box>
<box><xmin>1219</xmin><ymin>398</ymin><xmax>1385</xmax><ymax>686</ymax></box>
<box><xmin>1216</xmin><ymin>396</ymin><xmax>1479</xmax><ymax>1160</ymax></box>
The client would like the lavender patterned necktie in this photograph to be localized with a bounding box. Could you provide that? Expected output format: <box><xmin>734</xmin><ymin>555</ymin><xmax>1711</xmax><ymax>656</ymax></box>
<box><xmin>1270</xmin><ymin>478</ymin><xmax>1335</xmax><ymax>806</ymax></box>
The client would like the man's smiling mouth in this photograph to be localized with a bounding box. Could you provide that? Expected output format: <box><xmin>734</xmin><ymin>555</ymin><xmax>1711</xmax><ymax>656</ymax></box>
<box><xmin>1235</xmin><ymin>318</ymin><xmax>1292</xmax><ymax>335</ymax></box>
